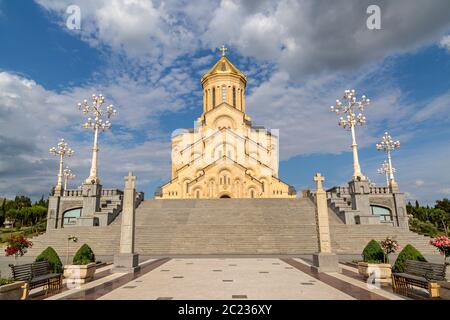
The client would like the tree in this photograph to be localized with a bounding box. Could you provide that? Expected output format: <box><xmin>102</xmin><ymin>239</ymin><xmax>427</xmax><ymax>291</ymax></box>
<box><xmin>36</xmin><ymin>195</ymin><xmax>48</xmax><ymax>208</ymax></box>
<box><xmin>436</xmin><ymin>198</ymin><xmax>450</xmax><ymax>214</ymax></box>
<box><xmin>429</xmin><ymin>208</ymin><xmax>450</xmax><ymax>236</ymax></box>
<box><xmin>415</xmin><ymin>200</ymin><xmax>420</xmax><ymax>209</ymax></box>
<box><xmin>13</xmin><ymin>196</ymin><xmax>31</xmax><ymax>210</ymax></box>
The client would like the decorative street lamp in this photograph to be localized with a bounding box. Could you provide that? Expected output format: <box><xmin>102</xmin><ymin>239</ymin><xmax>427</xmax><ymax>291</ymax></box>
<box><xmin>377</xmin><ymin>159</ymin><xmax>396</xmax><ymax>187</ymax></box>
<box><xmin>63</xmin><ymin>166</ymin><xmax>76</xmax><ymax>191</ymax></box>
<box><xmin>330</xmin><ymin>89</ymin><xmax>370</xmax><ymax>181</ymax></box>
<box><xmin>78</xmin><ymin>94</ymin><xmax>117</xmax><ymax>184</ymax></box>
<box><xmin>49</xmin><ymin>139</ymin><xmax>74</xmax><ymax>195</ymax></box>
<box><xmin>376</xmin><ymin>132</ymin><xmax>400</xmax><ymax>189</ymax></box>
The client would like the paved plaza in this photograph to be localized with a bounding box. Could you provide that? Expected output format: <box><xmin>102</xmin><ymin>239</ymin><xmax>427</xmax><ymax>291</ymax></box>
<box><xmin>40</xmin><ymin>257</ymin><xmax>406</xmax><ymax>300</ymax></box>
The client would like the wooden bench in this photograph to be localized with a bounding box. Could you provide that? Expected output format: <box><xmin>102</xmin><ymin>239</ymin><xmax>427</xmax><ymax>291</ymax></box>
<box><xmin>392</xmin><ymin>260</ymin><xmax>447</xmax><ymax>298</ymax></box>
<box><xmin>9</xmin><ymin>261</ymin><xmax>62</xmax><ymax>296</ymax></box>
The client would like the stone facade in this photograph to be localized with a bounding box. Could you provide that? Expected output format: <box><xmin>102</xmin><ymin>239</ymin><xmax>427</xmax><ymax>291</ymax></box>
<box><xmin>46</xmin><ymin>183</ymin><xmax>144</xmax><ymax>229</ymax></box>
<box><xmin>325</xmin><ymin>180</ymin><xmax>408</xmax><ymax>229</ymax></box>
<box><xmin>156</xmin><ymin>54</ymin><xmax>295</xmax><ymax>199</ymax></box>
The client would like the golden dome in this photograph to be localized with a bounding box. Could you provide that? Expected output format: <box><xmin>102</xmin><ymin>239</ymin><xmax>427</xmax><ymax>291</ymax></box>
<box><xmin>201</xmin><ymin>55</ymin><xmax>247</xmax><ymax>87</ymax></box>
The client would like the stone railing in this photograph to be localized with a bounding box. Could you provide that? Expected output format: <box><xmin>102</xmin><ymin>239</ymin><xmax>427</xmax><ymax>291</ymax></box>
<box><xmin>101</xmin><ymin>189</ymin><xmax>124</xmax><ymax>196</ymax></box>
<box><xmin>369</xmin><ymin>186</ymin><xmax>390</xmax><ymax>194</ymax></box>
<box><xmin>64</xmin><ymin>189</ymin><xmax>83</xmax><ymax>197</ymax></box>
<box><xmin>326</xmin><ymin>186</ymin><xmax>350</xmax><ymax>198</ymax></box>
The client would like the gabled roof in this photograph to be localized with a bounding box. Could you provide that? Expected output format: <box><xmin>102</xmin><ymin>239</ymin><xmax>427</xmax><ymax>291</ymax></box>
<box><xmin>201</xmin><ymin>56</ymin><xmax>247</xmax><ymax>86</ymax></box>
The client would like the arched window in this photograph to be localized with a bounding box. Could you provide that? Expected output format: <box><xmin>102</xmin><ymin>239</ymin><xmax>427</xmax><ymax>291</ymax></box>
<box><xmin>370</xmin><ymin>205</ymin><xmax>392</xmax><ymax>222</ymax></box>
<box><xmin>63</xmin><ymin>208</ymin><xmax>81</xmax><ymax>226</ymax></box>
<box><xmin>222</xmin><ymin>85</ymin><xmax>226</xmax><ymax>103</ymax></box>
<box><xmin>250</xmin><ymin>190</ymin><xmax>255</xmax><ymax>198</ymax></box>
<box><xmin>212</xmin><ymin>87</ymin><xmax>216</xmax><ymax>107</ymax></box>
<box><xmin>232</xmin><ymin>86</ymin><xmax>236</xmax><ymax>107</ymax></box>
<box><xmin>205</xmin><ymin>90</ymin><xmax>208</xmax><ymax>109</ymax></box>
<box><xmin>196</xmin><ymin>190</ymin><xmax>200</xmax><ymax>198</ymax></box>
<box><xmin>240</xmin><ymin>90</ymin><xmax>243</xmax><ymax>109</ymax></box>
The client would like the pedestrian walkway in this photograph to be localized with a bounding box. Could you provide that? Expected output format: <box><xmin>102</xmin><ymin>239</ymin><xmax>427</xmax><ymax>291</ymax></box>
<box><xmin>41</xmin><ymin>257</ymin><xmax>408</xmax><ymax>300</ymax></box>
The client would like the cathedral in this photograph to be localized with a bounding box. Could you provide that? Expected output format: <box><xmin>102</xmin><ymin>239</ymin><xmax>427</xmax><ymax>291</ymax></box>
<box><xmin>155</xmin><ymin>49</ymin><xmax>296</xmax><ymax>199</ymax></box>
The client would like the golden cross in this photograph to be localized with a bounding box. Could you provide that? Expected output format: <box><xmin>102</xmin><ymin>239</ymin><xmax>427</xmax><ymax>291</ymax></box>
<box><xmin>219</xmin><ymin>45</ymin><xmax>228</xmax><ymax>57</ymax></box>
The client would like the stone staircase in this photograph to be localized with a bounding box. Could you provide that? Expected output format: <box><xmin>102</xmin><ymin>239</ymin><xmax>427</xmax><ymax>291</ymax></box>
<box><xmin>26</xmin><ymin>198</ymin><xmax>439</xmax><ymax>257</ymax></box>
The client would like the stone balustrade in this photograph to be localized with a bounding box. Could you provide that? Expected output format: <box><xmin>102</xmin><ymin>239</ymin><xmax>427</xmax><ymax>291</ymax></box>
<box><xmin>369</xmin><ymin>186</ymin><xmax>390</xmax><ymax>194</ymax></box>
<box><xmin>63</xmin><ymin>189</ymin><xmax>83</xmax><ymax>197</ymax></box>
<box><xmin>101</xmin><ymin>189</ymin><xmax>124</xmax><ymax>196</ymax></box>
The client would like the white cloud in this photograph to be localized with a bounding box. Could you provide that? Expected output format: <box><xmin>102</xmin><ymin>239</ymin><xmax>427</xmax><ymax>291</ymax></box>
<box><xmin>0</xmin><ymin>71</ymin><xmax>173</xmax><ymax>199</ymax></box>
<box><xmin>415</xmin><ymin>180</ymin><xmax>425</xmax><ymax>187</ymax></box>
<box><xmin>440</xmin><ymin>35</ymin><xmax>450</xmax><ymax>52</ymax></box>
<box><xmin>36</xmin><ymin>0</ymin><xmax>450</xmax><ymax>79</ymax></box>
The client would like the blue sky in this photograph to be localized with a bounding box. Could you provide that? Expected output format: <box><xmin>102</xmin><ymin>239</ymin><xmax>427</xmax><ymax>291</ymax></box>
<box><xmin>0</xmin><ymin>0</ymin><xmax>449</xmax><ymax>204</ymax></box>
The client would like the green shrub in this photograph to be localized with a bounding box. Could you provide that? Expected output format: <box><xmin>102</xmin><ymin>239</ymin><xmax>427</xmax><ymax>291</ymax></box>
<box><xmin>409</xmin><ymin>218</ymin><xmax>441</xmax><ymax>237</ymax></box>
<box><xmin>73</xmin><ymin>244</ymin><xmax>95</xmax><ymax>265</ymax></box>
<box><xmin>362</xmin><ymin>239</ymin><xmax>385</xmax><ymax>263</ymax></box>
<box><xmin>393</xmin><ymin>244</ymin><xmax>427</xmax><ymax>272</ymax></box>
<box><xmin>36</xmin><ymin>247</ymin><xmax>63</xmax><ymax>273</ymax></box>
<box><xmin>0</xmin><ymin>278</ymin><xmax>14</xmax><ymax>286</ymax></box>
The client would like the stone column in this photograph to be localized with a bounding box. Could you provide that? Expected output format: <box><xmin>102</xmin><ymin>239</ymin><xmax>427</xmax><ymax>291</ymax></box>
<box><xmin>312</xmin><ymin>173</ymin><xmax>340</xmax><ymax>273</ymax></box>
<box><xmin>347</xmin><ymin>179</ymin><xmax>371</xmax><ymax>223</ymax></box>
<box><xmin>113</xmin><ymin>171</ymin><xmax>140</xmax><ymax>273</ymax></box>
<box><xmin>46</xmin><ymin>194</ymin><xmax>61</xmax><ymax>230</ymax></box>
<box><xmin>77</xmin><ymin>182</ymin><xmax>102</xmax><ymax>226</ymax></box>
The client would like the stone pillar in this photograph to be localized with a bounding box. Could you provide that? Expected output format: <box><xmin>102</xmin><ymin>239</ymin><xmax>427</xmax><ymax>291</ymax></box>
<box><xmin>312</xmin><ymin>173</ymin><xmax>340</xmax><ymax>273</ymax></box>
<box><xmin>392</xmin><ymin>192</ymin><xmax>409</xmax><ymax>229</ymax></box>
<box><xmin>77</xmin><ymin>182</ymin><xmax>101</xmax><ymax>226</ymax></box>
<box><xmin>113</xmin><ymin>171</ymin><xmax>140</xmax><ymax>273</ymax></box>
<box><xmin>46</xmin><ymin>195</ymin><xmax>61</xmax><ymax>230</ymax></box>
<box><xmin>348</xmin><ymin>179</ymin><xmax>371</xmax><ymax>218</ymax></box>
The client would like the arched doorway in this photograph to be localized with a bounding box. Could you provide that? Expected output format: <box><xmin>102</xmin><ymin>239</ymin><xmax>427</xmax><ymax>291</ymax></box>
<box><xmin>220</xmin><ymin>195</ymin><xmax>231</xmax><ymax>198</ymax></box>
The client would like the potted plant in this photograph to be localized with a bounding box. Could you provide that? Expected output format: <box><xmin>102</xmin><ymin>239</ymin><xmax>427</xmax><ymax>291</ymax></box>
<box><xmin>430</xmin><ymin>236</ymin><xmax>450</xmax><ymax>265</ymax></box>
<box><xmin>357</xmin><ymin>239</ymin><xmax>392</xmax><ymax>284</ymax></box>
<box><xmin>4</xmin><ymin>234</ymin><xmax>33</xmax><ymax>265</ymax></box>
<box><xmin>0</xmin><ymin>277</ymin><xmax>27</xmax><ymax>300</ymax></box>
<box><xmin>63</xmin><ymin>244</ymin><xmax>96</xmax><ymax>284</ymax></box>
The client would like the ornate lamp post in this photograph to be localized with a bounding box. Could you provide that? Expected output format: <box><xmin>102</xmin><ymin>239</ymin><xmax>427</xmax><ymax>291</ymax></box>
<box><xmin>49</xmin><ymin>139</ymin><xmax>74</xmax><ymax>195</ymax></box>
<box><xmin>78</xmin><ymin>94</ymin><xmax>116</xmax><ymax>184</ymax></box>
<box><xmin>377</xmin><ymin>160</ymin><xmax>396</xmax><ymax>187</ymax></box>
<box><xmin>330</xmin><ymin>89</ymin><xmax>370</xmax><ymax>181</ymax></box>
<box><xmin>376</xmin><ymin>132</ymin><xmax>400</xmax><ymax>190</ymax></box>
<box><xmin>63</xmin><ymin>166</ymin><xmax>76</xmax><ymax>191</ymax></box>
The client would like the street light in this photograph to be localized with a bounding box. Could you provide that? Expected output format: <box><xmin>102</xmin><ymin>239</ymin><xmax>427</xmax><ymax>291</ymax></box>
<box><xmin>63</xmin><ymin>166</ymin><xmax>76</xmax><ymax>191</ymax></box>
<box><xmin>376</xmin><ymin>132</ymin><xmax>400</xmax><ymax>189</ymax></box>
<box><xmin>330</xmin><ymin>89</ymin><xmax>370</xmax><ymax>181</ymax></box>
<box><xmin>49</xmin><ymin>138</ymin><xmax>74</xmax><ymax>195</ymax></box>
<box><xmin>377</xmin><ymin>159</ymin><xmax>396</xmax><ymax>187</ymax></box>
<box><xmin>78</xmin><ymin>94</ymin><xmax>117</xmax><ymax>184</ymax></box>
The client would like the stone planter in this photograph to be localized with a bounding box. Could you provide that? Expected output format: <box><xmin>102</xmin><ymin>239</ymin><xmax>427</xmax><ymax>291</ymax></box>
<box><xmin>0</xmin><ymin>281</ymin><xmax>27</xmax><ymax>300</ymax></box>
<box><xmin>64</xmin><ymin>263</ymin><xmax>96</xmax><ymax>284</ymax></box>
<box><xmin>358</xmin><ymin>262</ymin><xmax>392</xmax><ymax>284</ymax></box>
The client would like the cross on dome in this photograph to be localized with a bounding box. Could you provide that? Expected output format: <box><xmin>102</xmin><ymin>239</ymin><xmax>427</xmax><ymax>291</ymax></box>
<box><xmin>219</xmin><ymin>45</ymin><xmax>228</xmax><ymax>57</ymax></box>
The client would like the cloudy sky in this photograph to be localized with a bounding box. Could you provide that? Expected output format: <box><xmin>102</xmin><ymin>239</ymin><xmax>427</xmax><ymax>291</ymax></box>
<box><xmin>0</xmin><ymin>0</ymin><xmax>449</xmax><ymax>204</ymax></box>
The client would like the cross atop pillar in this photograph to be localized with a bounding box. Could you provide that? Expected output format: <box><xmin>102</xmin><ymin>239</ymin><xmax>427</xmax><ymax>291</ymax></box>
<box><xmin>314</xmin><ymin>173</ymin><xmax>325</xmax><ymax>191</ymax></box>
<box><xmin>124</xmin><ymin>171</ymin><xmax>136</xmax><ymax>189</ymax></box>
<box><xmin>219</xmin><ymin>45</ymin><xmax>228</xmax><ymax>57</ymax></box>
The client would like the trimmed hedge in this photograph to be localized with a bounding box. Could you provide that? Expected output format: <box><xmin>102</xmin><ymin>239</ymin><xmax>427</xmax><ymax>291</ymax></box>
<box><xmin>362</xmin><ymin>239</ymin><xmax>385</xmax><ymax>263</ymax></box>
<box><xmin>73</xmin><ymin>244</ymin><xmax>95</xmax><ymax>265</ymax></box>
<box><xmin>393</xmin><ymin>244</ymin><xmax>427</xmax><ymax>272</ymax></box>
<box><xmin>35</xmin><ymin>246</ymin><xmax>63</xmax><ymax>273</ymax></box>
